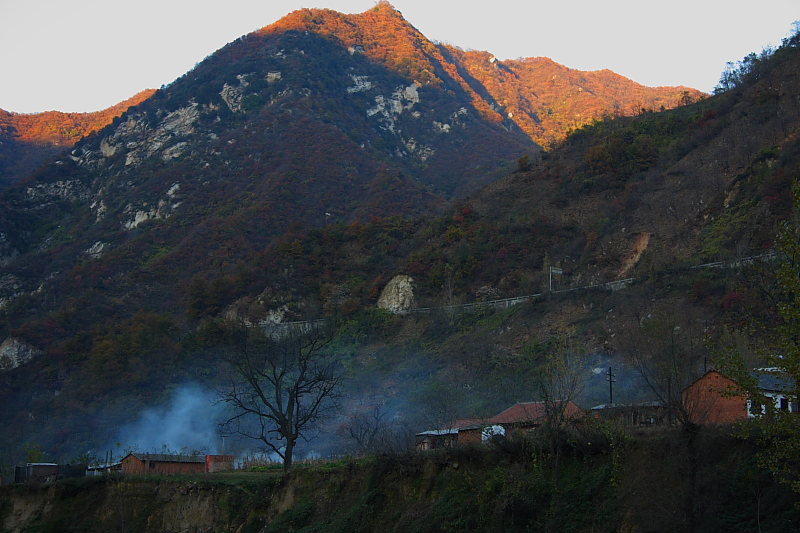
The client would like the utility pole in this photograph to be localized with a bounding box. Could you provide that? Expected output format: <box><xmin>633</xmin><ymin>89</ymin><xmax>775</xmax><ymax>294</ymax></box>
<box><xmin>606</xmin><ymin>366</ymin><xmax>616</xmax><ymax>404</ymax></box>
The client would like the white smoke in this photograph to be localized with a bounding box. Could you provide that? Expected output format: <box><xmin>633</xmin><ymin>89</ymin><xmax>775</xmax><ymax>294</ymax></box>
<box><xmin>112</xmin><ymin>383</ymin><xmax>224</xmax><ymax>454</ymax></box>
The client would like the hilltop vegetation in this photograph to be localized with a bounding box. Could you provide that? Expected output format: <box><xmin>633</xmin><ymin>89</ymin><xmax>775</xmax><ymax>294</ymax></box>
<box><xmin>0</xmin><ymin>90</ymin><xmax>156</xmax><ymax>188</ymax></box>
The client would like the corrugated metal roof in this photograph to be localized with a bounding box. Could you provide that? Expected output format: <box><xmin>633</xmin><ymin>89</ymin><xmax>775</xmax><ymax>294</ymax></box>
<box><xmin>591</xmin><ymin>401</ymin><xmax>664</xmax><ymax>410</ymax></box>
<box><xmin>753</xmin><ymin>369</ymin><xmax>795</xmax><ymax>392</ymax></box>
<box><xmin>416</xmin><ymin>429</ymin><xmax>459</xmax><ymax>437</ymax></box>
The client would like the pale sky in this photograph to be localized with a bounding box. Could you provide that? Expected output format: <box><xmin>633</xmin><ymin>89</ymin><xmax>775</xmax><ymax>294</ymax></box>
<box><xmin>1</xmin><ymin>0</ymin><xmax>797</xmax><ymax>113</ymax></box>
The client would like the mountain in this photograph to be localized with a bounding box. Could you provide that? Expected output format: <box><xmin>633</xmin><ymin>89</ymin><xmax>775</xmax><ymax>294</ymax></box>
<box><xmin>0</xmin><ymin>90</ymin><xmax>156</xmax><ymax>188</ymax></box>
<box><xmin>441</xmin><ymin>49</ymin><xmax>703</xmax><ymax>148</ymax></box>
<box><xmin>0</xmin><ymin>3</ymin><xmax>702</xmax><ymax>193</ymax></box>
<box><xmin>262</xmin><ymin>3</ymin><xmax>704</xmax><ymax>149</ymax></box>
<box><xmin>0</xmin><ymin>3</ymin><xmax>705</xmax><ymax>332</ymax></box>
<box><xmin>0</xmin><ymin>3</ymin><xmax>726</xmax><ymax>461</ymax></box>
<box><xmin>256</xmin><ymin>36</ymin><xmax>800</xmax><ymax>312</ymax></box>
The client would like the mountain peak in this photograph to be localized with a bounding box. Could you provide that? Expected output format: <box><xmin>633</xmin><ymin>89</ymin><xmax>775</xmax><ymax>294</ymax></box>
<box><xmin>368</xmin><ymin>1</ymin><xmax>402</xmax><ymax>16</ymax></box>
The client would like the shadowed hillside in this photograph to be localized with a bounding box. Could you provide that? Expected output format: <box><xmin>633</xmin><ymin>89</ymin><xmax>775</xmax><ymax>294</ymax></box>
<box><xmin>0</xmin><ymin>90</ymin><xmax>156</xmax><ymax>188</ymax></box>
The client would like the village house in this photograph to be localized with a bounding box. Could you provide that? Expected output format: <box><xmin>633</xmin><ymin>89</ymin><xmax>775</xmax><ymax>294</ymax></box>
<box><xmin>121</xmin><ymin>453</ymin><xmax>207</xmax><ymax>475</ymax></box>
<box><xmin>490</xmin><ymin>401</ymin><xmax>583</xmax><ymax>436</ymax></box>
<box><xmin>749</xmin><ymin>368</ymin><xmax>797</xmax><ymax>415</ymax></box>
<box><xmin>681</xmin><ymin>369</ymin><xmax>797</xmax><ymax>425</ymax></box>
<box><xmin>682</xmin><ymin>370</ymin><xmax>748</xmax><ymax>424</ymax></box>
<box><xmin>416</xmin><ymin>401</ymin><xmax>583</xmax><ymax>450</ymax></box>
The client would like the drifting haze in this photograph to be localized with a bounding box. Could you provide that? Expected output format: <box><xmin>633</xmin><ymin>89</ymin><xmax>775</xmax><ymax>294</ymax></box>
<box><xmin>112</xmin><ymin>384</ymin><xmax>224</xmax><ymax>454</ymax></box>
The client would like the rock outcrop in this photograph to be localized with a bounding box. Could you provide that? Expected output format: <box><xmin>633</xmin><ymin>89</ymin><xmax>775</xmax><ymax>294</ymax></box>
<box><xmin>0</xmin><ymin>337</ymin><xmax>41</xmax><ymax>371</ymax></box>
<box><xmin>377</xmin><ymin>275</ymin><xmax>416</xmax><ymax>314</ymax></box>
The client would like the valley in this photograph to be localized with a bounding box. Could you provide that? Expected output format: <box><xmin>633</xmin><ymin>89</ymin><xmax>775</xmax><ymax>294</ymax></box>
<box><xmin>1</xmin><ymin>3</ymin><xmax>799</xmax><ymax>530</ymax></box>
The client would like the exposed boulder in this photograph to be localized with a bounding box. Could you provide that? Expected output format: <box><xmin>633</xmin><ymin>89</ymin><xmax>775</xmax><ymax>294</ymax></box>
<box><xmin>0</xmin><ymin>337</ymin><xmax>42</xmax><ymax>371</ymax></box>
<box><xmin>377</xmin><ymin>275</ymin><xmax>416</xmax><ymax>314</ymax></box>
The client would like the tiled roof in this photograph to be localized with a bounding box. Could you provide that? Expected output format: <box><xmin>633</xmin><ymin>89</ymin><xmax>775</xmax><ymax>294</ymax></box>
<box><xmin>489</xmin><ymin>401</ymin><xmax>582</xmax><ymax>424</ymax></box>
<box><xmin>490</xmin><ymin>402</ymin><xmax>547</xmax><ymax>424</ymax></box>
<box><xmin>452</xmin><ymin>417</ymin><xmax>488</xmax><ymax>429</ymax></box>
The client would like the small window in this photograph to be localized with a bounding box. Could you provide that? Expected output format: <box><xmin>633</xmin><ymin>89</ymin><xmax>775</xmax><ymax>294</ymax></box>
<box><xmin>779</xmin><ymin>397</ymin><xmax>788</xmax><ymax>411</ymax></box>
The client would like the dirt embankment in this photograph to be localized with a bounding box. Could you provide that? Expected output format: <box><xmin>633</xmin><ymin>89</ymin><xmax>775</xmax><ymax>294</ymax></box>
<box><xmin>2</xmin><ymin>432</ymin><xmax>799</xmax><ymax>533</ymax></box>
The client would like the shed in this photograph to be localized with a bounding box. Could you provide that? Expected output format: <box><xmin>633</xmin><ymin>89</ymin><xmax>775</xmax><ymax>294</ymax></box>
<box><xmin>452</xmin><ymin>418</ymin><xmax>488</xmax><ymax>445</ymax></box>
<box><xmin>121</xmin><ymin>453</ymin><xmax>206</xmax><ymax>475</ymax></box>
<box><xmin>206</xmin><ymin>454</ymin><xmax>235</xmax><ymax>473</ymax></box>
<box><xmin>590</xmin><ymin>401</ymin><xmax>666</xmax><ymax>426</ymax></box>
<box><xmin>415</xmin><ymin>429</ymin><xmax>459</xmax><ymax>451</ymax></box>
<box><xmin>14</xmin><ymin>463</ymin><xmax>60</xmax><ymax>484</ymax></box>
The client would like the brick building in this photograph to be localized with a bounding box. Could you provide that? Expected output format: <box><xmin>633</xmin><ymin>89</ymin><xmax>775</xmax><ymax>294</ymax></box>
<box><xmin>205</xmin><ymin>454</ymin><xmax>235</xmax><ymax>473</ymax></box>
<box><xmin>121</xmin><ymin>453</ymin><xmax>206</xmax><ymax>475</ymax></box>
<box><xmin>682</xmin><ymin>370</ymin><xmax>748</xmax><ymax>424</ymax></box>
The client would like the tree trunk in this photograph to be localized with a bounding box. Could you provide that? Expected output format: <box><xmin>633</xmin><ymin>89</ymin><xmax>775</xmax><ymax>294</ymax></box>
<box><xmin>684</xmin><ymin>425</ymin><xmax>699</xmax><ymax>533</ymax></box>
<box><xmin>283</xmin><ymin>439</ymin><xmax>295</xmax><ymax>472</ymax></box>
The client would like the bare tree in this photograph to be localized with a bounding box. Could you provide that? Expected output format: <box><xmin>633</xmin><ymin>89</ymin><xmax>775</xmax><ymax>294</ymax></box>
<box><xmin>617</xmin><ymin>309</ymin><xmax>709</xmax><ymax>428</ymax></box>
<box><xmin>615</xmin><ymin>307</ymin><xmax>711</xmax><ymax>533</ymax></box>
<box><xmin>534</xmin><ymin>328</ymin><xmax>585</xmax><ymax>483</ymax></box>
<box><xmin>220</xmin><ymin>324</ymin><xmax>340</xmax><ymax>471</ymax></box>
<box><xmin>337</xmin><ymin>399</ymin><xmax>411</xmax><ymax>455</ymax></box>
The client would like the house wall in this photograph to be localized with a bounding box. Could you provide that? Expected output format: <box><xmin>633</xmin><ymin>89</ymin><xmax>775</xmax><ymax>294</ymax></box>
<box><xmin>206</xmin><ymin>455</ymin><xmax>234</xmax><ymax>473</ymax></box>
<box><xmin>683</xmin><ymin>371</ymin><xmax>748</xmax><ymax>424</ymax></box>
<box><xmin>747</xmin><ymin>392</ymin><xmax>798</xmax><ymax>417</ymax></box>
<box><xmin>592</xmin><ymin>405</ymin><xmax>666</xmax><ymax>426</ymax></box>
<box><xmin>457</xmin><ymin>428</ymin><xmax>482</xmax><ymax>445</ymax></box>
<box><xmin>415</xmin><ymin>437</ymin><xmax>433</xmax><ymax>452</ymax></box>
<box><xmin>121</xmin><ymin>456</ymin><xmax>206</xmax><ymax>475</ymax></box>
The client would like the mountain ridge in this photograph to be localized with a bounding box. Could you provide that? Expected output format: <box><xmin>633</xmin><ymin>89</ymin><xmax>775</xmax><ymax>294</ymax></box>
<box><xmin>0</xmin><ymin>3</ymin><xmax>703</xmax><ymax>190</ymax></box>
<box><xmin>0</xmin><ymin>90</ymin><xmax>156</xmax><ymax>188</ymax></box>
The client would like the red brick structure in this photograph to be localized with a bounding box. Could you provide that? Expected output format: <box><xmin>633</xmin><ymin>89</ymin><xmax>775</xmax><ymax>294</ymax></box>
<box><xmin>121</xmin><ymin>453</ymin><xmax>206</xmax><ymax>475</ymax></box>
<box><xmin>206</xmin><ymin>455</ymin><xmax>235</xmax><ymax>473</ymax></box>
<box><xmin>682</xmin><ymin>370</ymin><xmax>748</xmax><ymax>424</ymax></box>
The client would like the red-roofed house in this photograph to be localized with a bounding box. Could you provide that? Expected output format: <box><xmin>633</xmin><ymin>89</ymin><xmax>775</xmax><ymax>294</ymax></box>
<box><xmin>415</xmin><ymin>401</ymin><xmax>583</xmax><ymax>450</ymax></box>
<box><xmin>682</xmin><ymin>370</ymin><xmax>748</xmax><ymax>424</ymax></box>
<box><xmin>489</xmin><ymin>401</ymin><xmax>583</xmax><ymax>435</ymax></box>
